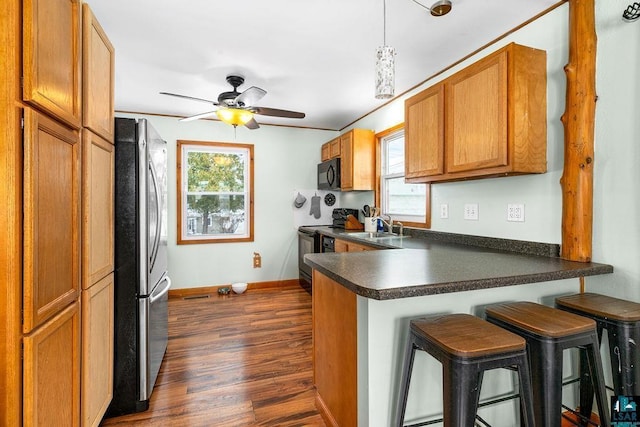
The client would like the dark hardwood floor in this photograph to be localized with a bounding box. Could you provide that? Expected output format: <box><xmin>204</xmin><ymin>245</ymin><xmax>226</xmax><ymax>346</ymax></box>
<box><xmin>101</xmin><ymin>284</ymin><xmax>325</xmax><ymax>427</ymax></box>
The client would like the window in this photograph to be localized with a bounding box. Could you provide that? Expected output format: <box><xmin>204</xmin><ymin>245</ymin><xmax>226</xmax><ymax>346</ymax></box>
<box><xmin>378</xmin><ymin>127</ymin><xmax>428</xmax><ymax>226</ymax></box>
<box><xmin>177</xmin><ymin>140</ymin><xmax>254</xmax><ymax>244</ymax></box>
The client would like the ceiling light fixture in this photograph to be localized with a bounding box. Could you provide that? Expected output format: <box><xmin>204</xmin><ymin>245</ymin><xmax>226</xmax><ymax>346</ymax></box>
<box><xmin>410</xmin><ymin>0</ymin><xmax>453</xmax><ymax>17</ymax></box>
<box><xmin>216</xmin><ymin>108</ymin><xmax>254</xmax><ymax>127</ymax></box>
<box><xmin>375</xmin><ymin>0</ymin><xmax>395</xmax><ymax>99</ymax></box>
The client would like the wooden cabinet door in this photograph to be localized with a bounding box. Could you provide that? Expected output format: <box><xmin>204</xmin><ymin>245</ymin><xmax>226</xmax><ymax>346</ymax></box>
<box><xmin>334</xmin><ymin>239</ymin><xmax>376</xmax><ymax>252</ymax></box>
<box><xmin>82</xmin><ymin>130</ymin><xmax>114</xmax><ymax>288</ymax></box>
<box><xmin>329</xmin><ymin>137</ymin><xmax>341</xmax><ymax>159</ymax></box>
<box><xmin>346</xmin><ymin>241</ymin><xmax>376</xmax><ymax>252</ymax></box>
<box><xmin>334</xmin><ymin>239</ymin><xmax>349</xmax><ymax>253</ymax></box>
<box><xmin>23</xmin><ymin>108</ymin><xmax>80</xmax><ymax>333</ymax></box>
<box><xmin>81</xmin><ymin>274</ymin><xmax>114</xmax><ymax>427</ymax></box>
<box><xmin>23</xmin><ymin>0</ymin><xmax>81</xmax><ymax>129</ymax></box>
<box><xmin>82</xmin><ymin>4</ymin><xmax>114</xmax><ymax>141</ymax></box>
<box><xmin>405</xmin><ymin>84</ymin><xmax>444</xmax><ymax>179</ymax></box>
<box><xmin>445</xmin><ymin>51</ymin><xmax>508</xmax><ymax>173</ymax></box>
<box><xmin>23</xmin><ymin>301</ymin><xmax>80</xmax><ymax>427</ymax></box>
<box><xmin>340</xmin><ymin>133</ymin><xmax>353</xmax><ymax>190</ymax></box>
<box><xmin>321</xmin><ymin>142</ymin><xmax>330</xmax><ymax>161</ymax></box>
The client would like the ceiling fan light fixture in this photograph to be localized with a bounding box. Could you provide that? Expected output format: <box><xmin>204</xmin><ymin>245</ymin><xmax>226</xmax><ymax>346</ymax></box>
<box><xmin>216</xmin><ymin>108</ymin><xmax>254</xmax><ymax>127</ymax></box>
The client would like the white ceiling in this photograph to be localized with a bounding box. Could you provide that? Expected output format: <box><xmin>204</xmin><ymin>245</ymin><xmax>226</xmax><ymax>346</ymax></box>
<box><xmin>88</xmin><ymin>0</ymin><xmax>562</xmax><ymax>131</ymax></box>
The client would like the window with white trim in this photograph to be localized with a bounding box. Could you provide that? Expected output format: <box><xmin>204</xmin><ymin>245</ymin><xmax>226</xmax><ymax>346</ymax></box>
<box><xmin>177</xmin><ymin>140</ymin><xmax>254</xmax><ymax>244</ymax></box>
<box><xmin>380</xmin><ymin>129</ymin><xmax>427</xmax><ymax>223</ymax></box>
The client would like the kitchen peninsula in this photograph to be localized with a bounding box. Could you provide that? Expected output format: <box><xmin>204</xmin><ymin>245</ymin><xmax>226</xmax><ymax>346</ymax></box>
<box><xmin>304</xmin><ymin>228</ymin><xmax>613</xmax><ymax>427</ymax></box>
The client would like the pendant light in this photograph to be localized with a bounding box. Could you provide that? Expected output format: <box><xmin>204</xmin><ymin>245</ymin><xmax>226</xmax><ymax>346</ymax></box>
<box><xmin>375</xmin><ymin>0</ymin><xmax>395</xmax><ymax>99</ymax></box>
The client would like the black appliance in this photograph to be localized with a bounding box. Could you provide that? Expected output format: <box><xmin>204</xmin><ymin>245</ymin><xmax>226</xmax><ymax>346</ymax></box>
<box><xmin>322</xmin><ymin>235</ymin><xmax>335</xmax><ymax>252</ymax></box>
<box><xmin>107</xmin><ymin>118</ymin><xmax>170</xmax><ymax>416</ymax></box>
<box><xmin>298</xmin><ymin>227</ymin><xmax>320</xmax><ymax>293</ymax></box>
<box><xmin>332</xmin><ymin>208</ymin><xmax>360</xmax><ymax>228</ymax></box>
<box><xmin>317</xmin><ymin>158</ymin><xmax>341</xmax><ymax>190</ymax></box>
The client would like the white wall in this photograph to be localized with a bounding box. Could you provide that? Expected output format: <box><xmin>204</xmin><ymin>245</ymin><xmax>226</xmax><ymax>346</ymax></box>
<box><xmin>590</xmin><ymin>0</ymin><xmax>640</xmax><ymax>301</ymax></box>
<box><xmin>121</xmin><ymin>0</ymin><xmax>640</xmax><ymax>298</ymax></box>
<box><xmin>117</xmin><ymin>113</ymin><xmax>336</xmax><ymax>289</ymax></box>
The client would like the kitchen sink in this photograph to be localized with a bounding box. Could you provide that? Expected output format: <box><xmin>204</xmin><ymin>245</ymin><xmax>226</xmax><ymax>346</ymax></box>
<box><xmin>346</xmin><ymin>231</ymin><xmax>409</xmax><ymax>239</ymax></box>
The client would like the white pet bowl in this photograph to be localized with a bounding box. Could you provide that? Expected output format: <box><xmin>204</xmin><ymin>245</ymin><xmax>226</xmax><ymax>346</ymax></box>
<box><xmin>231</xmin><ymin>282</ymin><xmax>248</xmax><ymax>294</ymax></box>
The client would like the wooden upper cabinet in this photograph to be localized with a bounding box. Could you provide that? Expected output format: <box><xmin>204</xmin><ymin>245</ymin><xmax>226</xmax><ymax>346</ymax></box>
<box><xmin>446</xmin><ymin>50</ymin><xmax>508</xmax><ymax>173</ymax></box>
<box><xmin>405</xmin><ymin>84</ymin><xmax>444</xmax><ymax>179</ymax></box>
<box><xmin>23</xmin><ymin>108</ymin><xmax>80</xmax><ymax>333</ymax></box>
<box><xmin>405</xmin><ymin>43</ymin><xmax>547</xmax><ymax>183</ymax></box>
<box><xmin>23</xmin><ymin>0</ymin><xmax>82</xmax><ymax>129</ymax></box>
<box><xmin>329</xmin><ymin>138</ymin><xmax>341</xmax><ymax>159</ymax></box>
<box><xmin>340</xmin><ymin>133</ymin><xmax>354</xmax><ymax>190</ymax></box>
<box><xmin>82</xmin><ymin>3</ymin><xmax>115</xmax><ymax>142</ymax></box>
<box><xmin>82</xmin><ymin>130</ymin><xmax>114</xmax><ymax>288</ymax></box>
<box><xmin>321</xmin><ymin>142</ymin><xmax>330</xmax><ymax>161</ymax></box>
<box><xmin>339</xmin><ymin>129</ymin><xmax>375</xmax><ymax>191</ymax></box>
<box><xmin>23</xmin><ymin>301</ymin><xmax>80</xmax><ymax>427</ymax></box>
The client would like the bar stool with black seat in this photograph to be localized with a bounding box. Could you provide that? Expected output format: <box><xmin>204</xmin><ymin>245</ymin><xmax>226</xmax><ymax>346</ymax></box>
<box><xmin>485</xmin><ymin>301</ymin><xmax>611</xmax><ymax>427</ymax></box>
<box><xmin>395</xmin><ymin>313</ymin><xmax>536</xmax><ymax>427</ymax></box>
<box><xmin>556</xmin><ymin>292</ymin><xmax>640</xmax><ymax>420</ymax></box>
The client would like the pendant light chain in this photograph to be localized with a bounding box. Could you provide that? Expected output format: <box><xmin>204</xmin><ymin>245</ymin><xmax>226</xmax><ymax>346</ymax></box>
<box><xmin>383</xmin><ymin>0</ymin><xmax>387</xmax><ymax>45</ymax></box>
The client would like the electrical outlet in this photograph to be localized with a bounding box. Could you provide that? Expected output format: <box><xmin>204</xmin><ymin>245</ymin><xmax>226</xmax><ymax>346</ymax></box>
<box><xmin>464</xmin><ymin>203</ymin><xmax>479</xmax><ymax>220</ymax></box>
<box><xmin>440</xmin><ymin>204</ymin><xmax>449</xmax><ymax>219</ymax></box>
<box><xmin>253</xmin><ymin>252</ymin><xmax>262</xmax><ymax>268</ymax></box>
<box><xmin>507</xmin><ymin>204</ymin><xmax>525</xmax><ymax>222</ymax></box>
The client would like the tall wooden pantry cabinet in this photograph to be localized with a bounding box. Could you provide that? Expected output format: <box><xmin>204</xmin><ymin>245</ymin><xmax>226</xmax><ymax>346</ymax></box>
<box><xmin>0</xmin><ymin>0</ymin><xmax>115</xmax><ymax>425</ymax></box>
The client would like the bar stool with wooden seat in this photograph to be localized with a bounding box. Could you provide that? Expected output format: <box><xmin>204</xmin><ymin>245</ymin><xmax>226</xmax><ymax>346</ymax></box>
<box><xmin>485</xmin><ymin>301</ymin><xmax>611</xmax><ymax>427</ymax></box>
<box><xmin>556</xmin><ymin>292</ymin><xmax>640</xmax><ymax>419</ymax></box>
<box><xmin>395</xmin><ymin>313</ymin><xmax>536</xmax><ymax>427</ymax></box>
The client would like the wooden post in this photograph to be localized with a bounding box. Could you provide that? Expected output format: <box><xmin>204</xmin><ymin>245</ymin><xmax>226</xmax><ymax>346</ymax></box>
<box><xmin>560</xmin><ymin>0</ymin><xmax>597</xmax><ymax>262</ymax></box>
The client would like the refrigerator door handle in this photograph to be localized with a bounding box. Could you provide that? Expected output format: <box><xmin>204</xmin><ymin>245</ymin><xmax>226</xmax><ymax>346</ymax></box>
<box><xmin>150</xmin><ymin>276</ymin><xmax>171</xmax><ymax>304</ymax></box>
<box><xmin>148</xmin><ymin>159</ymin><xmax>163</xmax><ymax>271</ymax></box>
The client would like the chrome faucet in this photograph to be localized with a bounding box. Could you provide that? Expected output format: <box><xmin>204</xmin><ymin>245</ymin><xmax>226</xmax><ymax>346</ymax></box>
<box><xmin>378</xmin><ymin>216</ymin><xmax>403</xmax><ymax>236</ymax></box>
<box><xmin>380</xmin><ymin>214</ymin><xmax>393</xmax><ymax>229</ymax></box>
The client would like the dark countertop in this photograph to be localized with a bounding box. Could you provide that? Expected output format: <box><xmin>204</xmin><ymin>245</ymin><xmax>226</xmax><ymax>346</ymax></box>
<box><xmin>302</xmin><ymin>226</ymin><xmax>614</xmax><ymax>300</ymax></box>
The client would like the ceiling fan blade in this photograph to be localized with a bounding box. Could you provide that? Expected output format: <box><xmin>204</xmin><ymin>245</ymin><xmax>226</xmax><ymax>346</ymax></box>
<box><xmin>179</xmin><ymin>110</ymin><xmax>218</xmax><ymax>122</ymax></box>
<box><xmin>252</xmin><ymin>107</ymin><xmax>305</xmax><ymax>119</ymax></box>
<box><xmin>235</xmin><ymin>86</ymin><xmax>266</xmax><ymax>107</ymax></box>
<box><xmin>244</xmin><ymin>118</ymin><xmax>260</xmax><ymax>130</ymax></box>
<box><xmin>160</xmin><ymin>92</ymin><xmax>218</xmax><ymax>105</ymax></box>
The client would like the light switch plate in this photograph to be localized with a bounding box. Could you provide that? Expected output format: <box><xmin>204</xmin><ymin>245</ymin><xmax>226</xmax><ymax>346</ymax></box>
<box><xmin>440</xmin><ymin>204</ymin><xmax>449</xmax><ymax>219</ymax></box>
<box><xmin>507</xmin><ymin>204</ymin><xmax>525</xmax><ymax>222</ymax></box>
<box><xmin>464</xmin><ymin>203</ymin><xmax>479</xmax><ymax>220</ymax></box>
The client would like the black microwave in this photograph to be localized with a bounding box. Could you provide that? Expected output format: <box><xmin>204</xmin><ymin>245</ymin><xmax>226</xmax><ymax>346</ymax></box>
<box><xmin>317</xmin><ymin>158</ymin><xmax>341</xmax><ymax>190</ymax></box>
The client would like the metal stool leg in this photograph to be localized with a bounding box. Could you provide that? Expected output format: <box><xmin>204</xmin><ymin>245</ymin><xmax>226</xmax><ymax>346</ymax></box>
<box><xmin>395</xmin><ymin>333</ymin><xmax>418</xmax><ymax>427</ymax></box>
<box><xmin>585</xmin><ymin>333</ymin><xmax>612</xmax><ymax>427</ymax></box>
<box><xmin>516</xmin><ymin>354</ymin><xmax>536</xmax><ymax>427</ymax></box>
<box><xmin>444</xmin><ymin>360</ymin><xmax>483</xmax><ymax>427</ymax></box>
<box><xmin>608</xmin><ymin>323</ymin><xmax>640</xmax><ymax>396</ymax></box>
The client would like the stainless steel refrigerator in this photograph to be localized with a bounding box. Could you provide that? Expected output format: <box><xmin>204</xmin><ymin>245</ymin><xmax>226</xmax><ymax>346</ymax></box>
<box><xmin>107</xmin><ymin>118</ymin><xmax>170</xmax><ymax>416</ymax></box>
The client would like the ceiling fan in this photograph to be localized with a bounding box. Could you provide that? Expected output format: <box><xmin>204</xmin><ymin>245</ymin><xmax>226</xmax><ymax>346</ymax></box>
<box><xmin>160</xmin><ymin>75</ymin><xmax>305</xmax><ymax>130</ymax></box>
